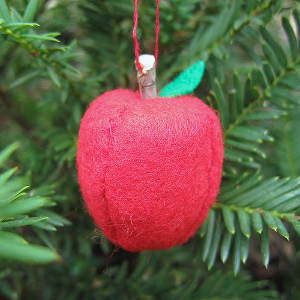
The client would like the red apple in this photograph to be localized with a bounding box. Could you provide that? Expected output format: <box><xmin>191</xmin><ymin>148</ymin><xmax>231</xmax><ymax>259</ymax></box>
<box><xmin>77</xmin><ymin>89</ymin><xmax>223</xmax><ymax>251</ymax></box>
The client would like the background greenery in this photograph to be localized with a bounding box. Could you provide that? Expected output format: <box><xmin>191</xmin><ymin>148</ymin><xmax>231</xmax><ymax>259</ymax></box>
<box><xmin>0</xmin><ymin>0</ymin><xmax>300</xmax><ymax>299</ymax></box>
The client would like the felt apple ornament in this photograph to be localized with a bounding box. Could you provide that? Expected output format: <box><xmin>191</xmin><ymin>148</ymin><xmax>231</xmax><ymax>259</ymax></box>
<box><xmin>76</xmin><ymin>61</ymin><xmax>224</xmax><ymax>251</ymax></box>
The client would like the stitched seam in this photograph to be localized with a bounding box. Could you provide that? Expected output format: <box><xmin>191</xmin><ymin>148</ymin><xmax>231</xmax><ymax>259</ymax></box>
<box><xmin>103</xmin><ymin>107</ymin><xmax>128</xmax><ymax>243</ymax></box>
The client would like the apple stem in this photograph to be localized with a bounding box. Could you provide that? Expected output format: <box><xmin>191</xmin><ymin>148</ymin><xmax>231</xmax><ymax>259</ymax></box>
<box><xmin>136</xmin><ymin>54</ymin><xmax>157</xmax><ymax>99</ymax></box>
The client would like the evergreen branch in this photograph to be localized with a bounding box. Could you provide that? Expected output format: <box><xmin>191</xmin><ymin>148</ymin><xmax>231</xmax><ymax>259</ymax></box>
<box><xmin>200</xmin><ymin>203</ymin><xmax>298</xmax><ymax>271</ymax></box>
<box><xmin>218</xmin><ymin>173</ymin><xmax>300</xmax><ymax>239</ymax></box>
<box><xmin>224</xmin><ymin>54</ymin><xmax>300</xmax><ymax>138</ymax></box>
<box><xmin>214</xmin><ymin>203</ymin><xmax>300</xmax><ymax>224</ymax></box>
<box><xmin>207</xmin><ymin>0</ymin><xmax>276</xmax><ymax>59</ymax></box>
<box><xmin>213</xmin><ymin>13</ymin><xmax>300</xmax><ymax>173</ymax></box>
<box><xmin>173</xmin><ymin>270</ymin><xmax>278</xmax><ymax>299</ymax></box>
<box><xmin>198</xmin><ymin>172</ymin><xmax>300</xmax><ymax>272</ymax></box>
<box><xmin>0</xmin><ymin>143</ymin><xmax>70</xmax><ymax>263</ymax></box>
<box><xmin>164</xmin><ymin>0</ymin><xmax>277</xmax><ymax>78</ymax></box>
<box><xmin>0</xmin><ymin>20</ymin><xmax>81</xmax><ymax>87</ymax></box>
<box><xmin>0</xmin><ymin>22</ymin><xmax>61</xmax><ymax>69</ymax></box>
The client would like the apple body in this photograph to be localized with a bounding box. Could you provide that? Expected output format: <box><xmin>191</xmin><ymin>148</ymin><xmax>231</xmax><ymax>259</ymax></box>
<box><xmin>77</xmin><ymin>89</ymin><xmax>223</xmax><ymax>251</ymax></box>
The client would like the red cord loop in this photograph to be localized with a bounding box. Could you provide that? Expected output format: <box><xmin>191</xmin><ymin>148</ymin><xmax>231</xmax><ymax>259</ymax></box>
<box><xmin>133</xmin><ymin>0</ymin><xmax>160</xmax><ymax>72</ymax></box>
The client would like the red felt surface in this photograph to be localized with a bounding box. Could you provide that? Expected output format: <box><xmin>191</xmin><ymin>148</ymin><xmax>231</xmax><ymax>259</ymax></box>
<box><xmin>77</xmin><ymin>89</ymin><xmax>223</xmax><ymax>251</ymax></box>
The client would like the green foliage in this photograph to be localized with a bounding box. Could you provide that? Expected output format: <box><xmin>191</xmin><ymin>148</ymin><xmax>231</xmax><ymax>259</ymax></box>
<box><xmin>173</xmin><ymin>269</ymin><xmax>278</xmax><ymax>300</ymax></box>
<box><xmin>0</xmin><ymin>0</ymin><xmax>299</xmax><ymax>299</ymax></box>
<box><xmin>274</xmin><ymin>106</ymin><xmax>300</xmax><ymax>176</ymax></box>
<box><xmin>0</xmin><ymin>143</ymin><xmax>70</xmax><ymax>264</ymax></box>
<box><xmin>201</xmin><ymin>173</ymin><xmax>300</xmax><ymax>272</ymax></box>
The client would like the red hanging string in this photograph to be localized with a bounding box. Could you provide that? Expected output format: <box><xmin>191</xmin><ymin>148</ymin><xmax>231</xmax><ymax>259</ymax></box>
<box><xmin>133</xmin><ymin>0</ymin><xmax>142</xmax><ymax>72</ymax></box>
<box><xmin>133</xmin><ymin>0</ymin><xmax>160</xmax><ymax>72</ymax></box>
<box><xmin>155</xmin><ymin>0</ymin><xmax>160</xmax><ymax>68</ymax></box>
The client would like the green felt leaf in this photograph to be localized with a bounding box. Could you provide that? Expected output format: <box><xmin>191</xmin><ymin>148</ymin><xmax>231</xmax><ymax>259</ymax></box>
<box><xmin>159</xmin><ymin>61</ymin><xmax>205</xmax><ymax>97</ymax></box>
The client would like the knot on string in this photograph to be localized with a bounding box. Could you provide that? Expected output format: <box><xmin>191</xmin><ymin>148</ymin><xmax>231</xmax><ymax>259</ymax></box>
<box><xmin>133</xmin><ymin>0</ymin><xmax>160</xmax><ymax>72</ymax></box>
